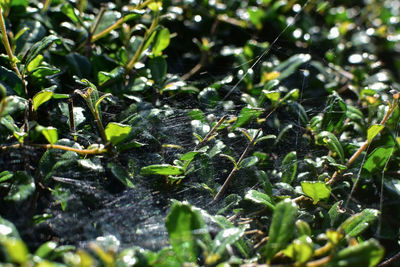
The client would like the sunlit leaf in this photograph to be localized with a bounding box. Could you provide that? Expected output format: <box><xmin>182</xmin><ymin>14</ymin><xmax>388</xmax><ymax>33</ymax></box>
<box><xmin>211</xmin><ymin>227</ymin><xmax>244</xmax><ymax>255</ymax></box>
<box><xmin>363</xmin><ymin>146</ymin><xmax>394</xmax><ymax>173</ymax></box>
<box><xmin>165</xmin><ymin>201</ymin><xmax>211</xmax><ymax>263</ymax></box>
<box><xmin>282</xmin><ymin>235</ymin><xmax>314</xmax><ymax>263</ymax></box>
<box><xmin>141</xmin><ymin>164</ymin><xmax>184</xmax><ymax>176</ymax></box>
<box><xmin>316</xmin><ymin>131</ymin><xmax>345</xmax><ymax>163</ymax></box>
<box><xmin>339</xmin><ymin>209</ymin><xmax>379</xmax><ymax>237</ymax></box>
<box><xmin>152</xmin><ymin>27</ymin><xmax>170</xmax><ymax>56</ymax></box>
<box><xmin>245</xmin><ymin>189</ymin><xmax>275</xmax><ymax>210</ymax></box>
<box><xmin>367</xmin><ymin>124</ymin><xmax>385</xmax><ymax>142</ymax></box>
<box><xmin>33</xmin><ymin>90</ymin><xmax>53</xmax><ymax>111</ymax></box>
<box><xmin>301</xmin><ymin>181</ymin><xmax>331</xmax><ymax>204</ymax></box>
<box><xmin>105</xmin><ymin>122</ymin><xmax>131</xmax><ymax>145</ymax></box>
<box><xmin>4</xmin><ymin>171</ymin><xmax>35</xmax><ymax>202</ymax></box>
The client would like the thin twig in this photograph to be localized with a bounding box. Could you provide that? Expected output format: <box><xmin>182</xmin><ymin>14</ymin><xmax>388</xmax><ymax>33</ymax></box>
<box><xmin>213</xmin><ymin>128</ymin><xmax>261</xmax><ymax>201</ymax></box>
<box><xmin>195</xmin><ymin>115</ymin><xmax>227</xmax><ymax>150</ymax></box>
<box><xmin>377</xmin><ymin>251</ymin><xmax>400</xmax><ymax>267</ymax></box>
<box><xmin>125</xmin><ymin>11</ymin><xmax>159</xmax><ymax>71</ymax></box>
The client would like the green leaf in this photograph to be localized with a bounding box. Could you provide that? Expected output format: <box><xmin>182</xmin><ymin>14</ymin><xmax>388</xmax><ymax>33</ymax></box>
<box><xmin>152</xmin><ymin>28</ymin><xmax>170</xmax><ymax>56</ymax></box>
<box><xmin>5</xmin><ymin>171</ymin><xmax>35</xmax><ymax>202</ymax></box>
<box><xmin>329</xmin><ymin>239</ymin><xmax>384</xmax><ymax>267</ymax></box>
<box><xmin>301</xmin><ymin>181</ymin><xmax>331</xmax><ymax>204</ymax></box>
<box><xmin>108</xmin><ymin>162</ymin><xmax>135</xmax><ymax>188</ymax></box>
<box><xmin>281</xmin><ymin>151</ymin><xmax>297</xmax><ymax>184</ymax></box>
<box><xmin>367</xmin><ymin>124</ymin><xmax>384</xmax><ymax>142</ymax></box>
<box><xmin>141</xmin><ymin>164</ymin><xmax>184</xmax><ymax>176</ymax></box>
<box><xmin>34</xmin><ymin>241</ymin><xmax>57</xmax><ymax>259</ymax></box>
<box><xmin>320</xmin><ymin>93</ymin><xmax>347</xmax><ymax>132</ymax></box>
<box><xmin>363</xmin><ymin>146</ymin><xmax>394</xmax><ymax>173</ymax></box>
<box><xmin>149</xmin><ymin>56</ymin><xmax>167</xmax><ymax>85</ymax></box>
<box><xmin>239</xmin><ymin>156</ymin><xmax>259</xmax><ymax>169</ymax></box>
<box><xmin>0</xmin><ymin>171</ymin><xmax>13</xmax><ymax>183</ymax></box>
<box><xmin>98</xmin><ymin>67</ymin><xmax>125</xmax><ymax>86</ymax></box>
<box><xmin>211</xmin><ymin>227</ymin><xmax>245</xmax><ymax>255</ymax></box>
<box><xmin>165</xmin><ymin>201</ymin><xmax>211</xmax><ymax>263</ymax></box>
<box><xmin>339</xmin><ymin>209</ymin><xmax>379</xmax><ymax>237</ymax></box>
<box><xmin>244</xmin><ymin>189</ymin><xmax>275</xmax><ymax>210</ymax></box>
<box><xmin>0</xmin><ymin>237</ymin><xmax>29</xmax><ymax>264</ymax></box>
<box><xmin>66</xmin><ymin>52</ymin><xmax>92</xmax><ymax>78</ymax></box>
<box><xmin>296</xmin><ymin>220</ymin><xmax>311</xmax><ymax>236</ymax></box>
<box><xmin>220</xmin><ymin>154</ymin><xmax>238</xmax><ymax>169</ymax></box>
<box><xmin>282</xmin><ymin>235</ymin><xmax>314</xmax><ymax>263</ymax></box>
<box><xmin>263</xmin><ymin>90</ymin><xmax>280</xmax><ymax>103</ymax></box>
<box><xmin>316</xmin><ymin>131</ymin><xmax>345</xmax><ymax>163</ymax></box>
<box><xmin>105</xmin><ymin>122</ymin><xmax>132</xmax><ymax>145</ymax></box>
<box><xmin>275</xmin><ymin>54</ymin><xmax>311</xmax><ymax>80</ymax></box>
<box><xmin>261</xmin><ymin>199</ymin><xmax>298</xmax><ymax>262</ymax></box>
<box><xmin>61</xmin><ymin>3</ymin><xmax>82</xmax><ymax>25</ymax></box>
<box><xmin>36</xmin><ymin>125</ymin><xmax>58</xmax><ymax>145</ymax></box>
<box><xmin>24</xmin><ymin>35</ymin><xmax>60</xmax><ymax>67</ymax></box>
<box><xmin>180</xmin><ymin>151</ymin><xmax>200</xmax><ymax>161</ymax></box>
<box><xmin>232</xmin><ymin>107</ymin><xmax>261</xmax><ymax>130</ymax></box>
<box><xmin>33</xmin><ymin>90</ymin><xmax>54</xmax><ymax>111</ymax></box>
<box><xmin>0</xmin><ymin>217</ymin><xmax>20</xmax><ymax>239</ymax></box>
<box><xmin>0</xmin><ymin>66</ymin><xmax>24</xmax><ymax>96</ymax></box>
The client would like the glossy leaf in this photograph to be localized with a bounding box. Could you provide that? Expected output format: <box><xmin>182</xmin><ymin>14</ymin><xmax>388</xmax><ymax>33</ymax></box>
<box><xmin>363</xmin><ymin>146</ymin><xmax>394</xmax><ymax>173</ymax></box>
<box><xmin>33</xmin><ymin>90</ymin><xmax>53</xmax><ymax>111</ymax></box>
<box><xmin>4</xmin><ymin>171</ymin><xmax>35</xmax><ymax>202</ymax></box>
<box><xmin>282</xmin><ymin>235</ymin><xmax>314</xmax><ymax>263</ymax></box>
<box><xmin>320</xmin><ymin>93</ymin><xmax>347</xmax><ymax>132</ymax></box>
<box><xmin>108</xmin><ymin>162</ymin><xmax>135</xmax><ymax>188</ymax></box>
<box><xmin>211</xmin><ymin>227</ymin><xmax>244</xmax><ymax>255</ymax></box>
<box><xmin>367</xmin><ymin>124</ymin><xmax>384</xmax><ymax>142</ymax></box>
<box><xmin>281</xmin><ymin>151</ymin><xmax>297</xmax><ymax>184</ymax></box>
<box><xmin>261</xmin><ymin>199</ymin><xmax>298</xmax><ymax>262</ymax></box>
<box><xmin>0</xmin><ymin>66</ymin><xmax>24</xmax><ymax>96</ymax></box>
<box><xmin>301</xmin><ymin>181</ymin><xmax>331</xmax><ymax>204</ymax></box>
<box><xmin>245</xmin><ymin>189</ymin><xmax>275</xmax><ymax>210</ymax></box>
<box><xmin>165</xmin><ymin>201</ymin><xmax>210</xmax><ymax>263</ymax></box>
<box><xmin>239</xmin><ymin>156</ymin><xmax>259</xmax><ymax>169</ymax></box>
<box><xmin>316</xmin><ymin>131</ymin><xmax>345</xmax><ymax>163</ymax></box>
<box><xmin>339</xmin><ymin>209</ymin><xmax>379</xmax><ymax>237</ymax></box>
<box><xmin>329</xmin><ymin>239</ymin><xmax>384</xmax><ymax>267</ymax></box>
<box><xmin>152</xmin><ymin>28</ymin><xmax>170</xmax><ymax>56</ymax></box>
<box><xmin>105</xmin><ymin>122</ymin><xmax>132</xmax><ymax>145</ymax></box>
<box><xmin>232</xmin><ymin>107</ymin><xmax>261</xmax><ymax>130</ymax></box>
<box><xmin>24</xmin><ymin>35</ymin><xmax>60</xmax><ymax>66</ymax></box>
<box><xmin>141</xmin><ymin>164</ymin><xmax>184</xmax><ymax>176</ymax></box>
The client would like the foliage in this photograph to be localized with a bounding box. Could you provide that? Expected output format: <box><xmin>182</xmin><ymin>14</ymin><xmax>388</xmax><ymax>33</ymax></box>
<box><xmin>0</xmin><ymin>0</ymin><xmax>400</xmax><ymax>266</ymax></box>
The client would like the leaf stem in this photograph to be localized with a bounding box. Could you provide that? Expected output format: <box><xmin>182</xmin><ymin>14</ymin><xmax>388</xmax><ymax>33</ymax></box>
<box><xmin>195</xmin><ymin>115</ymin><xmax>227</xmax><ymax>150</ymax></box>
<box><xmin>327</xmin><ymin>98</ymin><xmax>398</xmax><ymax>185</ymax></box>
<box><xmin>213</xmin><ymin>128</ymin><xmax>261</xmax><ymax>201</ymax></box>
<box><xmin>1</xmin><ymin>143</ymin><xmax>107</xmax><ymax>155</ymax></box>
<box><xmin>125</xmin><ymin>11</ymin><xmax>159</xmax><ymax>71</ymax></box>
<box><xmin>0</xmin><ymin>6</ymin><xmax>22</xmax><ymax>79</ymax></box>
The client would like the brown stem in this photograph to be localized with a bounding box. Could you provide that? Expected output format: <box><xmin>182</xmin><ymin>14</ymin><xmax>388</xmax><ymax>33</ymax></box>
<box><xmin>213</xmin><ymin>128</ymin><xmax>261</xmax><ymax>201</ymax></box>
<box><xmin>327</xmin><ymin>100</ymin><xmax>398</xmax><ymax>185</ymax></box>
<box><xmin>377</xmin><ymin>251</ymin><xmax>400</xmax><ymax>267</ymax></box>
<box><xmin>195</xmin><ymin>115</ymin><xmax>227</xmax><ymax>150</ymax></box>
